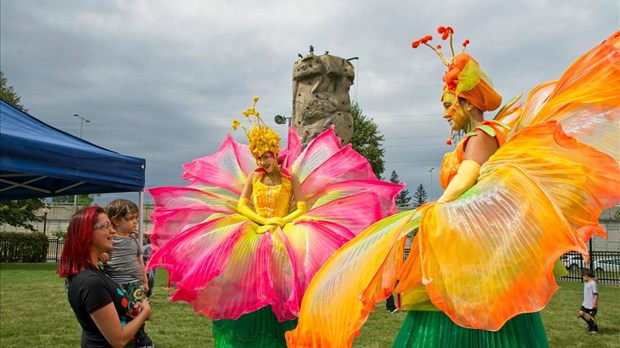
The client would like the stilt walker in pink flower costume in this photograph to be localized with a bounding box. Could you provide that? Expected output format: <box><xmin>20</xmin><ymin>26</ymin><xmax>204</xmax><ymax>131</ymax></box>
<box><xmin>287</xmin><ymin>29</ymin><xmax>620</xmax><ymax>347</ymax></box>
<box><xmin>146</xmin><ymin>97</ymin><xmax>402</xmax><ymax>347</ymax></box>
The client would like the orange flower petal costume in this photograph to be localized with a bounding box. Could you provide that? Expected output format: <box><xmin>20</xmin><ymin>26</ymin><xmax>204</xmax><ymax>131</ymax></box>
<box><xmin>287</xmin><ymin>30</ymin><xmax>620</xmax><ymax>347</ymax></box>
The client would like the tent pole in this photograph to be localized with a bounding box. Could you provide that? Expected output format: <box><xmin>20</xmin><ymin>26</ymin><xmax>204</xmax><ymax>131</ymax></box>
<box><xmin>138</xmin><ymin>191</ymin><xmax>144</xmax><ymax>245</ymax></box>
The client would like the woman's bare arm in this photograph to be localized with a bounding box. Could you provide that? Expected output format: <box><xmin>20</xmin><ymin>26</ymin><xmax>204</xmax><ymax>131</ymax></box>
<box><xmin>90</xmin><ymin>301</ymin><xmax>151</xmax><ymax>348</ymax></box>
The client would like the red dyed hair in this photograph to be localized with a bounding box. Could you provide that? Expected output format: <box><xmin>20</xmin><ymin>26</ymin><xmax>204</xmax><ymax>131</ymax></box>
<box><xmin>57</xmin><ymin>206</ymin><xmax>105</xmax><ymax>278</ymax></box>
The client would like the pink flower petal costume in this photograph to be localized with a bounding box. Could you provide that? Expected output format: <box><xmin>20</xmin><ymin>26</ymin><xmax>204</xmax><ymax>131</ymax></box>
<box><xmin>147</xmin><ymin>98</ymin><xmax>402</xmax><ymax>347</ymax></box>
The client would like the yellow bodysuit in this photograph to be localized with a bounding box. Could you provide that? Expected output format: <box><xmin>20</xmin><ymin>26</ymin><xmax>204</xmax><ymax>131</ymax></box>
<box><xmin>252</xmin><ymin>172</ymin><xmax>293</xmax><ymax>219</ymax></box>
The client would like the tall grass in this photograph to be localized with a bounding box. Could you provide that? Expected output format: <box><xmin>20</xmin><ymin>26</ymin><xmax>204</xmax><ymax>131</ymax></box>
<box><xmin>1</xmin><ymin>263</ymin><xmax>618</xmax><ymax>347</ymax></box>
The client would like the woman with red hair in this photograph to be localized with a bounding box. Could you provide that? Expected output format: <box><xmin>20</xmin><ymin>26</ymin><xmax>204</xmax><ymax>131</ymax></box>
<box><xmin>58</xmin><ymin>206</ymin><xmax>152</xmax><ymax>347</ymax></box>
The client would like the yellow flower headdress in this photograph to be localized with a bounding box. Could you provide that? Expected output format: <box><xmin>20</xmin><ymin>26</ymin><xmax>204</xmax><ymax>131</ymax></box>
<box><xmin>232</xmin><ymin>96</ymin><xmax>281</xmax><ymax>159</ymax></box>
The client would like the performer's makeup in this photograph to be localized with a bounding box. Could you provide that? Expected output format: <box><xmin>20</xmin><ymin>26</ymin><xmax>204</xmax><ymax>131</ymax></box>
<box><xmin>257</xmin><ymin>152</ymin><xmax>276</xmax><ymax>173</ymax></box>
<box><xmin>442</xmin><ymin>92</ymin><xmax>467</xmax><ymax>131</ymax></box>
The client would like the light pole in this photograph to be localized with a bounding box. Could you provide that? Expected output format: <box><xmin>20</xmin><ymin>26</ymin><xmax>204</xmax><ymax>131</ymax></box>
<box><xmin>73</xmin><ymin>114</ymin><xmax>90</xmax><ymax>211</ymax></box>
<box><xmin>42</xmin><ymin>205</ymin><xmax>50</xmax><ymax>235</ymax></box>
<box><xmin>274</xmin><ymin>115</ymin><xmax>292</xmax><ymax>126</ymax></box>
<box><xmin>74</xmin><ymin>114</ymin><xmax>90</xmax><ymax>138</ymax></box>
<box><xmin>429</xmin><ymin>168</ymin><xmax>434</xmax><ymax>201</ymax></box>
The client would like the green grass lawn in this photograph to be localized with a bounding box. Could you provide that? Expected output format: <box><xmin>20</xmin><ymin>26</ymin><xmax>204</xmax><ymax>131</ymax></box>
<box><xmin>1</xmin><ymin>263</ymin><xmax>618</xmax><ymax>347</ymax></box>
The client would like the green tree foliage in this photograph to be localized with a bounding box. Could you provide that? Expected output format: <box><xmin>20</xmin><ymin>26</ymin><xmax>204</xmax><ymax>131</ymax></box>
<box><xmin>0</xmin><ymin>200</ymin><xmax>46</xmax><ymax>232</ymax></box>
<box><xmin>389</xmin><ymin>170</ymin><xmax>411</xmax><ymax>206</ymax></box>
<box><xmin>0</xmin><ymin>71</ymin><xmax>26</xmax><ymax>111</ymax></box>
<box><xmin>0</xmin><ymin>71</ymin><xmax>47</xmax><ymax>231</ymax></box>
<box><xmin>51</xmin><ymin>195</ymin><xmax>96</xmax><ymax>207</ymax></box>
<box><xmin>412</xmin><ymin>184</ymin><xmax>428</xmax><ymax>208</ymax></box>
<box><xmin>350</xmin><ymin>103</ymin><xmax>385</xmax><ymax>178</ymax></box>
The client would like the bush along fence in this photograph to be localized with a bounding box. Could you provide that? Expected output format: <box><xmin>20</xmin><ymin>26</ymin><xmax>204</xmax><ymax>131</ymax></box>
<box><xmin>0</xmin><ymin>232</ymin><xmax>49</xmax><ymax>262</ymax></box>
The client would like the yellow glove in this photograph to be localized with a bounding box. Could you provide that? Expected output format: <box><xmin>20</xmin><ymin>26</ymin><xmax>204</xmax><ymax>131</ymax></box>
<box><xmin>436</xmin><ymin>160</ymin><xmax>480</xmax><ymax>203</ymax></box>
<box><xmin>236</xmin><ymin>197</ymin><xmax>267</xmax><ymax>225</ymax></box>
<box><xmin>256</xmin><ymin>217</ymin><xmax>283</xmax><ymax>234</ymax></box>
<box><xmin>256</xmin><ymin>225</ymin><xmax>275</xmax><ymax>234</ymax></box>
<box><xmin>264</xmin><ymin>217</ymin><xmax>283</xmax><ymax>226</ymax></box>
<box><xmin>280</xmin><ymin>201</ymin><xmax>308</xmax><ymax>225</ymax></box>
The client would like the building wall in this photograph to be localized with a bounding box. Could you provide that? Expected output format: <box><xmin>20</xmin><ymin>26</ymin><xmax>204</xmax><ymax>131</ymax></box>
<box><xmin>597</xmin><ymin>206</ymin><xmax>620</xmax><ymax>251</ymax></box>
<box><xmin>1</xmin><ymin>204</ymin><xmax>155</xmax><ymax>236</ymax></box>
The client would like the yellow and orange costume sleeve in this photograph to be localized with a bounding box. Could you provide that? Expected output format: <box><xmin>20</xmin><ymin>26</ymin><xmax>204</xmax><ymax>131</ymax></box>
<box><xmin>435</xmin><ymin>160</ymin><xmax>480</xmax><ymax>203</ymax></box>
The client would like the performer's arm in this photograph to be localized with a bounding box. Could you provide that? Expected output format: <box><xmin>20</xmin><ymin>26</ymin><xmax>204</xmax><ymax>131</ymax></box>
<box><xmin>437</xmin><ymin>131</ymin><xmax>497</xmax><ymax>203</ymax></box>
<box><xmin>237</xmin><ymin>173</ymin><xmax>267</xmax><ymax>225</ymax></box>
<box><xmin>436</xmin><ymin>160</ymin><xmax>480</xmax><ymax>203</ymax></box>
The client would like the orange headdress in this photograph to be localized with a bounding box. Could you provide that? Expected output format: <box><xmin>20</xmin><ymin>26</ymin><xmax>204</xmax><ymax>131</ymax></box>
<box><xmin>412</xmin><ymin>26</ymin><xmax>502</xmax><ymax>144</ymax></box>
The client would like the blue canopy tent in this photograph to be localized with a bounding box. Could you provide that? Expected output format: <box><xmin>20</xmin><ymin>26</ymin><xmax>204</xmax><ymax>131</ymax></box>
<box><xmin>1</xmin><ymin>100</ymin><xmax>147</xmax><ymax>234</ymax></box>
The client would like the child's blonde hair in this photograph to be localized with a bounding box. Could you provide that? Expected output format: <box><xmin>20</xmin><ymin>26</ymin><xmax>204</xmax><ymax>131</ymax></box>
<box><xmin>105</xmin><ymin>199</ymin><xmax>138</xmax><ymax>226</ymax></box>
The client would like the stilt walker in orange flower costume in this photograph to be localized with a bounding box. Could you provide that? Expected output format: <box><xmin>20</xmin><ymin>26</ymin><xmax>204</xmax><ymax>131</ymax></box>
<box><xmin>287</xmin><ymin>28</ymin><xmax>620</xmax><ymax>347</ymax></box>
<box><xmin>146</xmin><ymin>97</ymin><xmax>402</xmax><ymax>347</ymax></box>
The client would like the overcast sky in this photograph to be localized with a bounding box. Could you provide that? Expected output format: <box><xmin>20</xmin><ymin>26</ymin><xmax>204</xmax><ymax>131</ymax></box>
<box><xmin>1</xmin><ymin>0</ymin><xmax>618</xmax><ymax>204</ymax></box>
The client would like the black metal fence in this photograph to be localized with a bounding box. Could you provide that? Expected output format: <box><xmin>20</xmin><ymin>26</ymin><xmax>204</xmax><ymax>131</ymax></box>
<box><xmin>47</xmin><ymin>238</ymin><xmax>64</xmax><ymax>262</ymax></box>
<box><xmin>560</xmin><ymin>251</ymin><xmax>620</xmax><ymax>284</ymax></box>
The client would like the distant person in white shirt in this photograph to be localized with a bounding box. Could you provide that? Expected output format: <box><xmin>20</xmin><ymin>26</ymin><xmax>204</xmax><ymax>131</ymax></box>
<box><xmin>578</xmin><ymin>268</ymin><xmax>599</xmax><ymax>333</ymax></box>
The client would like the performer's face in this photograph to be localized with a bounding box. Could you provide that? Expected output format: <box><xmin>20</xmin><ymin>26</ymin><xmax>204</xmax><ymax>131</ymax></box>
<box><xmin>441</xmin><ymin>93</ymin><xmax>468</xmax><ymax>132</ymax></box>
<box><xmin>257</xmin><ymin>152</ymin><xmax>277</xmax><ymax>173</ymax></box>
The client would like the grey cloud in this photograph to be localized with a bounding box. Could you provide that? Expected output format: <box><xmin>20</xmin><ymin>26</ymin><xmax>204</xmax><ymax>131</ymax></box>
<box><xmin>1</xmin><ymin>0</ymin><xmax>617</xmax><ymax>204</ymax></box>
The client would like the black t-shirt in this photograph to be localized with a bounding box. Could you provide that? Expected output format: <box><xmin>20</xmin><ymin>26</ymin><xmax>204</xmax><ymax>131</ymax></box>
<box><xmin>67</xmin><ymin>267</ymin><xmax>129</xmax><ymax>347</ymax></box>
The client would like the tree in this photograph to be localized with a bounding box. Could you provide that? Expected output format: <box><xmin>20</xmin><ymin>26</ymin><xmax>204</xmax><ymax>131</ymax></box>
<box><xmin>51</xmin><ymin>195</ymin><xmax>96</xmax><ymax>207</ymax></box>
<box><xmin>412</xmin><ymin>184</ymin><xmax>428</xmax><ymax>208</ymax></box>
<box><xmin>0</xmin><ymin>71</ymin><xmax>45</xmax><ymax>232</ymax></box>
<box><xmin>389</xmin><ymin>170</ymin><xmax>411</xmax><ymax>207</ymax></box>
<box><xmin>0</xmin><ymin>200</ymin><xmax>46</xmax><ymax>232</ymax></box>
<box><xmin>350</xmin><ymin>103</ymin><xmax>385</xmax><ymax>178</ymax></box>
<box><xmin>0</xmin><ymin>71</ymin><xmax>26</xmax><ymax>112</ymax></box>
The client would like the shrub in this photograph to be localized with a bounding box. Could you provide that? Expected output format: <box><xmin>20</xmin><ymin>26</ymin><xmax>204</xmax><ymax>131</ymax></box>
<box><xmin>0</xmin><ymin>232</ymin><xmax>49</xmax><ymax>262</ymax></box>
<box><xmin>53</xmin><ymin>231</ymin><xmax>66</xmax><ymax>240</ymax></box>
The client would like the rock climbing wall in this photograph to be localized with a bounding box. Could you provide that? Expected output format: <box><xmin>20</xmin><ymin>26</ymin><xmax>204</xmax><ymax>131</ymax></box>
<box><xmin>292</xmin><ymin>49</ymin><xmax>355</xmax><ymax>147</ymax></box>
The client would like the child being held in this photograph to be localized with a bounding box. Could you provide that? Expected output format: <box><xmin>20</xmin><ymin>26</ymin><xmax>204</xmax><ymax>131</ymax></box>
<box><xmin>104</xmin><ymin>199</ymin><xmax>153</xmax><ymax>348</ymax></box>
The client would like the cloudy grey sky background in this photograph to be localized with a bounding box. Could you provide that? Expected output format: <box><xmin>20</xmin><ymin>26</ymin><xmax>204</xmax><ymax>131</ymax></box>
<box><xmin>1</xmin><ymin>0</ymin><xmax>618</xmax><ymax>204</ymax></box>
